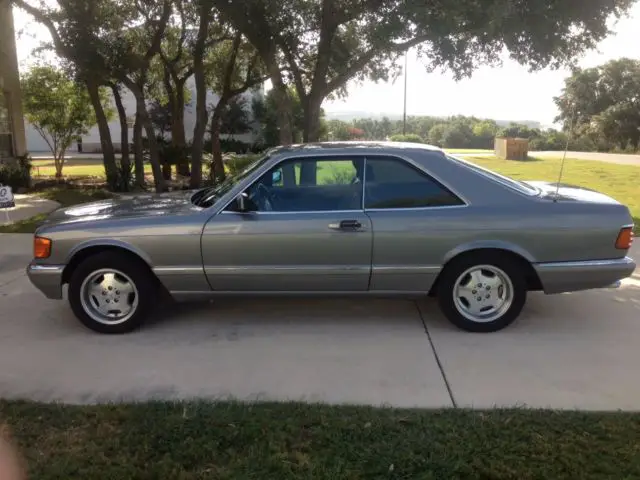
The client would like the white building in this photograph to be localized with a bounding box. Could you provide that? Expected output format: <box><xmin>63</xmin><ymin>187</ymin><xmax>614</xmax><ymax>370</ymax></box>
<box><xmin>25</xmin><ymin>78</ymin><xmax>264</xmax><ymax>153</ymax></box>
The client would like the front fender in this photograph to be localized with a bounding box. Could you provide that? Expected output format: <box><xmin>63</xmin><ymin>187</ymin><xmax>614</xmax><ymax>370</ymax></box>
<box><xmin>65</xmin><ymin>238</ymin><xmax>154</xmax><ymax>267</ymax></box>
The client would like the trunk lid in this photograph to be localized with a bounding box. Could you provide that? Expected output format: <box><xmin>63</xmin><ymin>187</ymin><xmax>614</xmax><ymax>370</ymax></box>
<box><xmin>524</xmin><ymin>181</ymin><xmax>622</xmax><ymax>205</ymax></box>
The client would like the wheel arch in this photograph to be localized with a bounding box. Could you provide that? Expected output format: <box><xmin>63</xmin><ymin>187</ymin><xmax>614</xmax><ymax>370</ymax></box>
<box><xmin>62</xmin><ymin>241</ymin><xmax>155</xmax><ymax>286</ymax></box>
<box><xmin>429</xmin><ymin>245</ymin><xmax>543</xmax><ymax>295</ymax></box>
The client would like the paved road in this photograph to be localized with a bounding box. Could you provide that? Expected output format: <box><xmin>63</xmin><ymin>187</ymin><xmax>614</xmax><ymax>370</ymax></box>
<box><xmin>465</xmin><ymin>151</ymin><xmax>640</xmax><ymax>166</ymax></box>
<box><xmin>533</xmin><ymin>151</ymin><xmax>640</xmax><ymax>166</ymax></box>
<box><xmin>1</xmin><ymin>233</ymin><xmax>639</xmax><ymax>410</ymax></box>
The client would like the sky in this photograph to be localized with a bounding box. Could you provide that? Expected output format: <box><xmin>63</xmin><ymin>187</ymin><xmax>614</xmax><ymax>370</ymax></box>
<box><xmin>11</xmin><ymin>3</ymin><xmax>640</xmax><ymax>127</ymax></box>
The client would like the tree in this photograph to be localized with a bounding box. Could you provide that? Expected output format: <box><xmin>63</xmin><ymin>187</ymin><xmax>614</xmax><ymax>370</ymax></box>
<box><xmin>107</xmin><ymin>0</ymin><xmax>173</xmax><ymax>192</ymax></box>
<box><xmin>472</xmin><ymin>120</ymin><xmax>499</xmax><ymax>149</ymax></box>
<box><xmin>428</xmin><ymin>123</ymin><xmax>448</xmax><ymax>147</ymax></box>
<box><xmin>555</xmin><ymin>58</ymin><xmax>640</xmax><ymax>151</ymax></box>
<box><xmin>21</xmin><ymin>65</ymin><xmax>110</xmax><ymax>178</ymax></box>
<box><xmin>252</xmin><ymin>86</ymin><xmax>305</xmax><ymax>148</ymax></box>
<box><xmin>219</xmin><ymin>96</ymin><xmax>252</xmax><ymax>138</ymax></box>
<box><xmin>205</xmin><ymin>32</ymin><xmax>267</xmax><ymax>183</ymax></box>
<box><xmin>12</xmin><ymin>0</ymin><xmax>127</xmax><ymax>186</ymax></box>
<box><xmin>214</xmin><ymin>0</ymin><xmax>635</xmax><ymax>144</ymax></box>
<box><xmin>153</xmin><ymin>0</ymin><xmax>198</xmax><ymax>177</ymax></box>
<box><xmin>389</xmin><ymin>133</ymin><xmax>424</xmax><ymax>143</ymax></box>
<box><xmin>326</xmin><ymin>119</ymin><xmax>352</xmax><ymax>141</ymax></box>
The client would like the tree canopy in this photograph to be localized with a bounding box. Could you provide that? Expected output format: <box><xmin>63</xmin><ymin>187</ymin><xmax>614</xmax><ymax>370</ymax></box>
<box><xmin>555</xmin><ymin>58</ymin><xmax>640</xmax><ymax>151</ymax></box>
<box><xmin>214</xmin><ymin>0</ymin><xmax>636</xmax><ymax>142</ymax></box>
<box><xmin>21</xmin><ymin>64</ymin><xmax>111</xmax><ymax>177</ymax></box>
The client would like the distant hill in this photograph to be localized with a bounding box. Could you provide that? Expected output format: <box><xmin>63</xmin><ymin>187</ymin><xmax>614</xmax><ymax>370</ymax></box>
<box><xmin>324</xmin><ymin>110</ymin><xmax>543</xmax><ymax>129</ymax></box>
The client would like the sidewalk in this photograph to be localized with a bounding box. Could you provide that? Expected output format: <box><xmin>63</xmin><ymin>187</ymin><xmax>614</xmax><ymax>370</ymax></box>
<box><xmin>0</xmin><ymin>194</ymin><xmax>59</xmax><ymax>226</ymax></box>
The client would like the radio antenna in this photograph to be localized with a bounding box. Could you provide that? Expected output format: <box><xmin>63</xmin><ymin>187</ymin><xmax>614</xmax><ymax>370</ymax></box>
<box><xmin>554</xmin><ymin>100</ymin><xmax>577</xmax><ymax>203</ymax></box>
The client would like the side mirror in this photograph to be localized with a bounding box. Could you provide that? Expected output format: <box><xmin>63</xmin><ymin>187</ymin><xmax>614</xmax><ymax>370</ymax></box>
<box><xmin>236</xmin><ymin>192</ymin><xmax>258</xmax><ymax>213</ymax></box>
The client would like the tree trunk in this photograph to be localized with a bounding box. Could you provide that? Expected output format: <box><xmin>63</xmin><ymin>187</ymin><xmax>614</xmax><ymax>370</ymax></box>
<box><xmin>162</xmin><ymin>160</ymin><xmax>172</xmax><ymax>181</ymax></box>
<box><xmin>269</xmin><ymin>63</ymin><xmax>294</xmax><ymax>146</ymax></box>
<box><xmin>86</xmin><ymin>79</ymin><xmax>118</xmax><ymax>185</ymax></box>
<box><xmin>302</xmin><ymin>96</ymin><xmax>323</xmax><ymax>143</ymax></box>
<box><xmin>190</xmin><ymin>2</ymin><xmax>211</xmax><ymax>189</ymax></box>
<box><xmin>130</xmin><ymin>89</ymin><xmax>165</xmax><ymax>192</ymax></box>
<box><xmin>54</xmin><ymin>156</ymin><xmax>63</xmax><ymax>179</ymax></box>
<box><xmin>210</xmin><ymin>103</ymin><xmax>226</xmax><ymax>183</ymax></box>
<box><xmin>133</xmin><ymin>112</ymin><xmax>145</xmax><ymax>188</ymax></box>
<box><xmin>174</xmin><ymin>86</ymin><xmax>190</xmax><ymax>177</ymax></box>
<box><xmin>111</xmin><ymin>84</ymin><xmax>131</xmax><ymax>191</ymax></box>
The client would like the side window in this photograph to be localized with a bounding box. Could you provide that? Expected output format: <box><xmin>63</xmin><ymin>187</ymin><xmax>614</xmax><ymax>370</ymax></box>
<box><xmin>247</xmin><ymin>157</ymin><xmax>364</xmax><ymax>212</ymax></box>
<box><xmin>364</xmin><ymin>157</ymin><xmax>464</xmax><ymax>209</ymax></box>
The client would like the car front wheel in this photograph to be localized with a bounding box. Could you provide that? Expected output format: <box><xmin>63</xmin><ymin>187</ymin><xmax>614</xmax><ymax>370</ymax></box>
<box><xmin>436</xmin><ymin>253</ymin><xmax>527</xmax><ymax>333</ymax></box>
<box><xmin>68</xmin><ymin>251</ymin><xmax>155</xmax><ymax>334</ymax></box>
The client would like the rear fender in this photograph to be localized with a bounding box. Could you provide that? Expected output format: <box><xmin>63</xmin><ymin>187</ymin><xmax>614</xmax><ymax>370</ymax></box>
<box><xmin>442</xmin><ymin>240</ymin><xmax>537</xmax><ymax>265</ymax></box>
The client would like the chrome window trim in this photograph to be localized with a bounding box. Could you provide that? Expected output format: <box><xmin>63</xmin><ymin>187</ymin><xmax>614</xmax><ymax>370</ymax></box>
<box><xmin>220</xmin><ymin>209</ymin><xmax>364</xmax><ymax>215</ymax></box>
<box><xmin>446</xmin><ymin>154</ymin><xmax>538</xmax><ymax>197</ymax></box>
<box><xmin>365</xmin><ymin>205</ymin><xmax>468</xmax><ymax>213</ymax></box>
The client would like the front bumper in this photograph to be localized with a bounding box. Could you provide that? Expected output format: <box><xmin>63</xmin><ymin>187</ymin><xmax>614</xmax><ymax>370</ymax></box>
<box><xmin>26</xmin><ymin>263</ymin><xmax>65</xmax><ymax>299</ymax></box>
<box><xmin>534</xmin><ymin>256</ymin><xmax>636</xmax><ymax>294</ymax></box>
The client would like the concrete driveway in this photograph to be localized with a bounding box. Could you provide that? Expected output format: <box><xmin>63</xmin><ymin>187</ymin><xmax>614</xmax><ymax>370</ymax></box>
<box><xmin>1</xmin><ymin>233</ymin><xmax>639</xmax><ymax>410</ymax></box>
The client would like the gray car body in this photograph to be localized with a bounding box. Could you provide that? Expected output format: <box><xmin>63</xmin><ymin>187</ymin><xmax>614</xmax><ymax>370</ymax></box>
<box><xmin>27</xmin><ymin>142</ymin><xmax>636</xmax><ymax>301</ymax></box>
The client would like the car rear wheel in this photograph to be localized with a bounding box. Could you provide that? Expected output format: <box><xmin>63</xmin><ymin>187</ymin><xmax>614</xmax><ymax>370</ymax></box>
<box><xmin>436</xmin><ymin>253</ymin><xmax>527</xmax><ymax>332</ymax></box>
<box><xmin>68</xmin><ymin>251</ymin><xmax>155</xmax><ymax>334</ymax></box>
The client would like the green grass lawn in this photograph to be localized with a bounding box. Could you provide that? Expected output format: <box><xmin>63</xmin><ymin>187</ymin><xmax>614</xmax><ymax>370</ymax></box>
<box><xmin>31</xmin><ymin>158</ymin><xmax>154</xmax><ymax>178</ymax></box>
<box><xmin>466</xmin><ymin>155</ymin><xmax>640</xmax><ymax>231</ymax></box>
<box><xmin>0</xmin><ymin>187</ymin><xmax>112</xmax><ymax>234</ymax></box>
<box><xmin>2</xmin><ymin>400</ymin><xmax>640</xmax><ymax>479</ymax></box>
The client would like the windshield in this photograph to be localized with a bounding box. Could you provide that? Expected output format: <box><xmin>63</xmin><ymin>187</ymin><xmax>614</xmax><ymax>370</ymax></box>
<box><xmin>446</xmin><ymin>155</ymin><xmax>539</xmax><ymax>196</ymax></box>
<box><xmin>191</xmin><ymin>154</ymin><xmax>272</xmax><ymax>208</ymax></box>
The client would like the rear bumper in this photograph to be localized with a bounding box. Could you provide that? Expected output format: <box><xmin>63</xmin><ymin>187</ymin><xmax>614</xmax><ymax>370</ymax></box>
<box><xmin>534</xmin><ymin>257</ymin><xmax>636</xmax><ymax>294</ymax></box>
<box><xmin>26</xmin><ymin>263</ymin><xmax>64</xmax><ymax>299</ymax></box>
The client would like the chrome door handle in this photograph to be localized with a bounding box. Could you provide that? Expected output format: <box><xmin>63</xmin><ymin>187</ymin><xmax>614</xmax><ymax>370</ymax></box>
<box><xmin>329</xmin><ymin>220</ymin><xmax>363</xmax><ymax>230</ymax></box>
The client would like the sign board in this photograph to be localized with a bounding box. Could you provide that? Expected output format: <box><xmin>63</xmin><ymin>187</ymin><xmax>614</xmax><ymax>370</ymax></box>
<box><xmin>0</xmin><ymin>185</ymin><xmax>15</xmax><ymax>209</ymax></box>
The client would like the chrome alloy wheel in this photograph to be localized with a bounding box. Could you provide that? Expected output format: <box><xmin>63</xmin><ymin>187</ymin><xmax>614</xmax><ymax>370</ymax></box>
<box><xmin>453</xmin><ymin>265</ymin><xmax>513</xmax><ymax>323</ymax></box>
<box><xmin>79</xmin><ymin>269</ymin><xmax>139</xmax><ymax>325</ymax></box>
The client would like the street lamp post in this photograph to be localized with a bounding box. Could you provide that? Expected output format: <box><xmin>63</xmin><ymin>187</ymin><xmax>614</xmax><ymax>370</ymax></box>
<box><xmin>402</xmin><ymin>52</ymin><xmax>408</xmax><ymax>135</ymax></box>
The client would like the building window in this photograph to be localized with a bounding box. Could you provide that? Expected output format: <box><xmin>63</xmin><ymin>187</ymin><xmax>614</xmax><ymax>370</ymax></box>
<box><xmin>0</xmin><ymin>91</ymin><xmax>14</xmax><ymax>159</ymax></box>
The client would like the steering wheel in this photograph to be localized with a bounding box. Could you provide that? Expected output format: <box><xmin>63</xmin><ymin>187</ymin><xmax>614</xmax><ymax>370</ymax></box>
<box><xmin>255</xmin><ymin>183</ymin><xmax>275</xmax><ymax>211</ymax></box>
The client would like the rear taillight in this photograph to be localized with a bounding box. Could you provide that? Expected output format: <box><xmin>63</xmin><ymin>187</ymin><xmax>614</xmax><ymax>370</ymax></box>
<box><xmin>615</xmin><ymin>226</ymin><xmax>634</xmax><ymax>250</ymax></box>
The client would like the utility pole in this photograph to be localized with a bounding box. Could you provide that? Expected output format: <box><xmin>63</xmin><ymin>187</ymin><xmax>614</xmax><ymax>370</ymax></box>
<box><xmin>402</xmin><ymin>52</ymin><xmax>408</xmax><ymax>135</ymax></box>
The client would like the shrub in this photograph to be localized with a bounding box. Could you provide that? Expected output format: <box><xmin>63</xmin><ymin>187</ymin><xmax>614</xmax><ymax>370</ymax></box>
<box><xmin>0</xmin><ymin>155</ymin><xmax>32</xmax><ymax>189</ymax></box>
<box><xmin>203</xmin><ymin>138</ymin><xmax>255</xmax><ymax>154</ymax></box>
<box><xmin>225</xmin><ymin>154</ymin><xmax>260</xmax><ymax>177</ymax></box>
<box><xmin>389</xmin><ymin>133</ymin><xmax>424</xmax><ymax>143</ymax></box>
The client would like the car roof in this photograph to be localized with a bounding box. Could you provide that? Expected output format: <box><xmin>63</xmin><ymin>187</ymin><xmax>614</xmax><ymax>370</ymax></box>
<box><xmin>269</xmin><ymin>141</ymin><xmax>446</xmax><ymax>157</ymax></box>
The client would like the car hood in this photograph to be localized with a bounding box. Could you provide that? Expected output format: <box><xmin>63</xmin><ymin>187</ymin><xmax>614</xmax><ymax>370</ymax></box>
<box><xmin>524</xmin><ymin>181</ymin><xmax>621</xmax><ymax>205</ymax></box>
<box><xmin>41</xmin><ymin>190</ymin><xmax>202</xmax><ymax>226</ymax></box>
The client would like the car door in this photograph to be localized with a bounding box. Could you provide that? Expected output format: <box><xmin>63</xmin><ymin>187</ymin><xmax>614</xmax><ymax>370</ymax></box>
<box><xmin>364</xmin><ymin>155</ymin><xmax>468</xmax><ymax>293</ymax></box>
<box><xmin>201</xmin><ymin>155</ymin><xmax>373</xmax><ymax>292</ymax></box>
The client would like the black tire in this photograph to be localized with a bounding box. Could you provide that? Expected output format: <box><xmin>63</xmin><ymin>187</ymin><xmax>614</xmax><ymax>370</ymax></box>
<box><xmin>68</xmin><ymin>251</ymin><xmax>156</xmax><ymax>334</ymax></box>
<box><xmin>436</xmin><ymin>252</ymin><xmax>527</xmax><ymax>333</ymax></box>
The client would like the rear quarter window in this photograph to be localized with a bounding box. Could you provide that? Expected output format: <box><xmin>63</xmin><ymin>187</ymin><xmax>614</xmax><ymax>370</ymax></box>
<box><xmin>365</xmin><ymin>156</ymin><xmax>465</xmax><ymax>209</ymax></box>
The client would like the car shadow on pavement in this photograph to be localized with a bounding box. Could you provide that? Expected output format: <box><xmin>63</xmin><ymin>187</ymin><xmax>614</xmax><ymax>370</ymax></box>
<box><xmin>146</xmin><ymin>297</ymin><xmax>425</xmax><ymax>336</ymax></box>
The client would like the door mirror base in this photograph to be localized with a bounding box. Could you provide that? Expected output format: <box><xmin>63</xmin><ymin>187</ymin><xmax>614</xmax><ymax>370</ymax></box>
<box><xmin>236</xmin><ymin>192</ymin><xmax>258</xmax><ymax>213</ymax></box>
